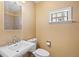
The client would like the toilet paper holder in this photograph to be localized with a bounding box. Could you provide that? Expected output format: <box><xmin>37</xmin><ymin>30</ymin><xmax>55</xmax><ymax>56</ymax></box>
<box><xmin>46</xmin><ymin>41</ymin><xmax>51</xmax><ymax>47</ymax></box>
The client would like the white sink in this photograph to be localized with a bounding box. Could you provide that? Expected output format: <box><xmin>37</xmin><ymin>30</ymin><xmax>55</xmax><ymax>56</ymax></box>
<box><xmin>0</xmin><ymin>40</ymin><xmax>36</xmax><ymax>57</ymax></box>
<box><xmin>8</xmin><ymin>40</ymin><xmax>30</xmax><ymax>51</ymax></box>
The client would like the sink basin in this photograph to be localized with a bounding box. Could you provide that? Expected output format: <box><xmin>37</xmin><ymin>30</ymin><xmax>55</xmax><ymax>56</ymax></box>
<box><xmin>8</xmin><ymin>40</ymin><xmax>29</xmax><ymax>51</ymax></box>
<box><xmin>0</xmin><ymin>40</ymin><xmax>36</xmax><ymax>57</ymax></box>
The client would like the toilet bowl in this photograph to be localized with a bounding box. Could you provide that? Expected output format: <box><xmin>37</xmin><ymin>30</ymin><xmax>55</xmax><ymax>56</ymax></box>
<box><xmin>32</xmin><ymin>48</ymin><xmax>50</xmax><ymax>57</ymax></box>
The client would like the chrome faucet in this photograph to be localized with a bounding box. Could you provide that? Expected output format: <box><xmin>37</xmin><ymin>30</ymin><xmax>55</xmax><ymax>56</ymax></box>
<box><xmin>8</xmin><ymin>35</ymin><xmax>20</xmax><ymax>45</ymax></box>
<box><xmin>12</xmin><ymin>35</ymin><xmax>20</xmax><ymax>44</ymax></box>
<box><xmin>12</xmin><ymin>35</ymin><xmax>17</xmax><ymax>43</ymax></box>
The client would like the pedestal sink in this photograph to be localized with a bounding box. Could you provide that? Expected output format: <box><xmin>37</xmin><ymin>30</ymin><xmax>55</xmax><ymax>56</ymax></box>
<box><xmin>0</xmin><ymin>40</ymin><xmax>36</xmax><ymax>57</ymax></box>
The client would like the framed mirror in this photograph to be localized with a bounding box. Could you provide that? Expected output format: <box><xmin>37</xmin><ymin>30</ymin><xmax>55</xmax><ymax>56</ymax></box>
<box><xmin>4</xmin><ymin>1</ymin><xmax>22</xmax><ymax>30</ymax></box>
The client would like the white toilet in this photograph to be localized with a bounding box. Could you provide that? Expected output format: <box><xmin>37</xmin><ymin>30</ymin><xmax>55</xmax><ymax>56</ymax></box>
<box><xmin>32</xmin><ymin>48</ymin><xmax>50</xmax><ymax>57</ymax></box>
<box><xmin>27</xmin><ymin>38</ymin><xmax>50</xmax><ymax>57</ymax></box>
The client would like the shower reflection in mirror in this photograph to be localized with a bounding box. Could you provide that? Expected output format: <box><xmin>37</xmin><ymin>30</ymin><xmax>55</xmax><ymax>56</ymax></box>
<box><xmin>4</xmin><ymin>1</ymin><xmax>22</xmax><ymax>30</ymax></box>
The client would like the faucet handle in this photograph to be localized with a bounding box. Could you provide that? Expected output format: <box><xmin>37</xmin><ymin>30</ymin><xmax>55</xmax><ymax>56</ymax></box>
<box><xmin>15</xmin><ymin>39</ymin><xmax>20</xmax><ymax>42</ymax></box>
<box><xmin>8</xmin><ymin>40</ymin><xmax>12</xmax><ymax>45</ymax></box>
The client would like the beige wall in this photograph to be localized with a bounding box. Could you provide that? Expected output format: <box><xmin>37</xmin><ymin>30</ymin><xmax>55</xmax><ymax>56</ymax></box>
<box><xmin>22</xmin><ymin>2</ymin><xmax>36</xmax><ymax>39</ymax></box>
<box><xmin>36</xmin><ymin>1</ymin><xmax>79</xmax><ymax>56</ymax></box>
<box><xmin>0</xmin><ymin>1</ymin><xmax>35</xmax><ymax>45</ymax></box>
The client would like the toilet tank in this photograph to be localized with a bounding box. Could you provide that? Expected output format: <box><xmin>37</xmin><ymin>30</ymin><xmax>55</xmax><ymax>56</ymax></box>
<box><xmin>27</xmin><ymin>38</ymin><xmax>37</xmax><ymax>52</ymax></box>
<box><xmin>27</xmin><ymin>38</ymin><xmax>37</xmax><ymax>43</ymax></box>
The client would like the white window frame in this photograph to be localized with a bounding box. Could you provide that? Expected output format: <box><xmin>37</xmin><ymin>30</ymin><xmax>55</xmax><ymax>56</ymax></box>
<box><xmin>48</xmin><ymin>7</ymin><xmax>72</xmax><ymax>24</ymax></box>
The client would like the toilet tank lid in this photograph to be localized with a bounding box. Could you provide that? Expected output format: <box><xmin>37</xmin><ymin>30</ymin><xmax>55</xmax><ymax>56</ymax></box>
<box><xmin>27</xmin><ymin>38</ymin><xmax>37</xmax><ymax>41</ymax></box>
<box><xmin>35</xmin><ymin>48</ymin><xmax>49</xmax><ymax>56</ymax></box>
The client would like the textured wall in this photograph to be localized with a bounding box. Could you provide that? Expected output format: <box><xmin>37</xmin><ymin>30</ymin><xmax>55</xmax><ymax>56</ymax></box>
<box><xmin>36</xmin><ymin>1</ymin><xmax>79</xmax><ymax>56</ymax></box>
<box><xmin>21</xmin><ymin>2</ymin><xmax>36</xmax><ymax>39</ymax></box>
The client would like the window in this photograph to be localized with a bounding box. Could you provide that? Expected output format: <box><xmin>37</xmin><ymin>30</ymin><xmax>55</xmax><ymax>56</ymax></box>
<box><xmin>48</xmin><ymin>7</ymin><xmax>72</xmax><ymax>24</ymax></box>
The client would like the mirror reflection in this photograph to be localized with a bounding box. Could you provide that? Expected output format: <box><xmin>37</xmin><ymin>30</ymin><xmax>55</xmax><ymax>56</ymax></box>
<box><xmin>4</xmin><ymin>1</ymin><xmax>22</xmax><ymax>30</ymax></box>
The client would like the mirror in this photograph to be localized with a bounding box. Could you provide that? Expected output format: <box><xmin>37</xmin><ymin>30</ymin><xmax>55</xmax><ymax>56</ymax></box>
<box><xmin>4</xmin><ymin>1</ymin><xmax>22</xmax><ymax>30</ymax></box>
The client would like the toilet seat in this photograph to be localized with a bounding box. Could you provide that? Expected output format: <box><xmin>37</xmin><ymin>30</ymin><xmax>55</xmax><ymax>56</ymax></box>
<box><xmin>33</xmin><ymin>48</ymin><xmax>49</xmax><ymax>57</ymax></box>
